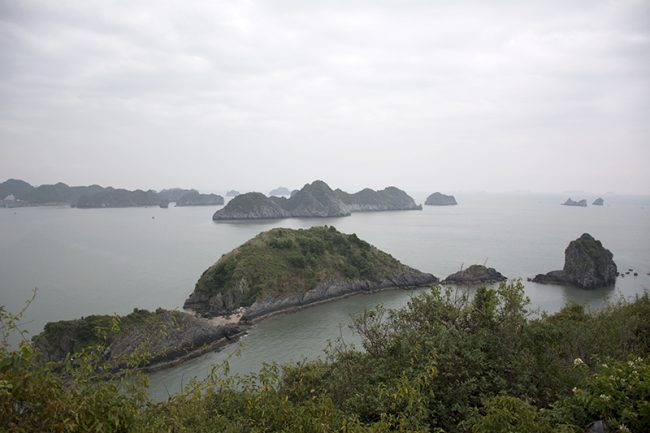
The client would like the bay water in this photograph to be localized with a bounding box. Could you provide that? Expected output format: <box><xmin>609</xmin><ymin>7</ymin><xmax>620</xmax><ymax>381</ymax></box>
<box><xmin>1</xmin><ymin>192</ymin><xmax>649</xmax><ymax>399</ymax></box>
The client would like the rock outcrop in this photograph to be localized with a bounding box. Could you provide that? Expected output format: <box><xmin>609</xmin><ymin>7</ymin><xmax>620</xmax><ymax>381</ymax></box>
<box><xmin>425</xmin><ymin>192</ymin><xmax>457</xmax><ymax>206</ymax></box>
<box><xmin>175</xmin><ymin>191</ymin><xmax>224</xmax><ymax>206</ymax></box>
<box><xmin>241</xmin><ymin>269</ymin><xmax>437</xmax><ymax>322</ymax></box>
<box><xmin>274</xmin><ymin>180</ymin><xmax>350</xmax><ymax>218</ymax></box>
<box><xmin>184</xmin><ymin>226</ymin><xmax>438</xmax><ymax>319</ymax></box>
<box><xmin>442</xmin><ymin>264</ymin><xmax>507</xmax><ymax>285</ymax></box>
<box><xmin>593</xmin><ymin>197</ymin><xmax>604</xmax><ymax>206</ymax></box>
<box><xmin>213</xmin><ymin>180</ymin><xmax>421</xmax><ymax>220</ymax></box>
<box><xmin>562</xmin><ymin>198</ymin><xmax>587</xmax><ymax>207</ymax></box>
<box><xmin>213</xmin><ymin>192</ymin><xmax>290</xmax><ymax>220</ymax></box>
<box><xmin>532</xmin><ymin>233</ymin><xmax>617</xmax><ymax>289</ymax></box>
<box><xmin>32</xmin><ymin>309</ymin><xmax>243</xmax><ymax>371</ymax></box>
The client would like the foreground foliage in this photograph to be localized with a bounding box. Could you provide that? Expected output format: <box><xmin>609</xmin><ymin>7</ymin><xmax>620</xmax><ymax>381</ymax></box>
<box><xmin>1</xmin><ymin>282</ymin><xmax>649</xmax><ymax>432</ymax></box>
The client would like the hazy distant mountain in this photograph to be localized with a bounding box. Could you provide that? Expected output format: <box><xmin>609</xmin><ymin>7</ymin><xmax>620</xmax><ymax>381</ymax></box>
<box><xmin>159</xmin><ymin>188</ymin><xmax>198</xmax><ymax>202</ymax></box>
<box><xmin>175</xmin><ymin>191</ymin><xmax>224</xmax><ymax>206</ymax></box>
<box><xmin>213</xmin><ymin>180</ymin><xmax>420</xmax><ymax>220</ymax></box>
<box><xmin>0</xmin><ymin>178</ymin><xmax>33</xmax><ymax>200</ymax></box>
<box><xmin>0</xmin><ymin>179</ymin><xmax>215</xmax><ymax>208</ymax></box>
<box><xmin>425</xmin><ymin>192</ymin><xmax>457</xmax><ymax>206</ymax></box>
<box><xmin>226</xmin><ymin>190</ymin><xmax>240</xmax><ymax>197</ymax></box>
<box><xmin>335</xmin><ymin>187</ymin><xmax>421</xmax><ymax>211</ymax></box>
<box><xmin>562</xmin><ymin>198</ymin><xmax>587</xmax><ymax>207</ymax></box>
<box><xmin>76</xmin><ymin>188</ymin><xmax>161</xmax><ymax>208</ymax></box>
<box><xmin>269</xmin><ymin>186</ymin><xmax>291</xmax><ymax>196</ymax></box>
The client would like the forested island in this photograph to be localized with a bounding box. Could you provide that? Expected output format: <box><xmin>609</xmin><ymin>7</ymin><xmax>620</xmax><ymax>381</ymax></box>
<box><xmin>0</xmin><ymin>178</ymin><xmax>221</xmax><ymax>208</ymax></box>
<box><xmin>184</xmin><ymin>226</ymin><xmax>437</xmax><ymax>320</ymax></box>
<box><xmin>213</xmin><ymin>180</ymin><xmax>421</xmax><ymax>220</ymax></box>
<box><xmin>175</xmin><ymin>191</ymin><xmax>224</xmax><ymax>206</ymax></box>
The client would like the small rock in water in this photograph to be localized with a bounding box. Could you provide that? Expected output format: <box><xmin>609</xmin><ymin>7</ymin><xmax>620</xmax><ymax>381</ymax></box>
<box><xmin>633</xmin><ymin>272</ymin><xmax>638</xmax><ymax>276</ymax></box>
<box><xmin>628</xmin><ymin>268</ymin><xmax>633</xmax><ymax>272</ymax></box>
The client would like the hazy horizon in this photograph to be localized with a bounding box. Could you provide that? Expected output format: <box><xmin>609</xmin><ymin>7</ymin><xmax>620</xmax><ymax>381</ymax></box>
<box><xmin>4</xmin><ymin>175</ymin><xmax>650</xmax><ymax>199</ymax></box>
<box><xmin>2</xmin><ymin>0</ymin><xmax>649</xmax><ymax>194</ymax></box>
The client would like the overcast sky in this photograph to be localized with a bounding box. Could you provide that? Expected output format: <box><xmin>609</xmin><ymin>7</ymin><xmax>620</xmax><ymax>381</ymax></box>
<box><xmin>1</xmin><ymin>0</ymin><xmax>649</xmax><ymax>194</ymax></box>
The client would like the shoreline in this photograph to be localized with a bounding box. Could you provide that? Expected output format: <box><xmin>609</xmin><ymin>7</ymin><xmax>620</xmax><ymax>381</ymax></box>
<box><xmin>142</xmin><ymin>328</ymin><xmax>249</xmax><ymax>373</ymax></box>
<box><xmin>240</xmin><ymin>283</ymin><xmax>432</xmax><ymax>324</ymax></box>
<box><xmin>168</xmin><ymin>284</ymin><xmax>432</xmax><ymax>373</ymax></box>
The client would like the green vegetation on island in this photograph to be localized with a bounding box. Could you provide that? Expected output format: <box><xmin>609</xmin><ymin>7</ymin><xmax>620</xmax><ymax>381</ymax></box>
<box><xmin>213</xmin><ymin>180</ymin><xmax>421</xmax><ymax>220</ymax></box>
<box><xmin>184</xmin><ymin>226</ymin><xmax>437</xmax><ymax>319</ymax></box>
<box><xmin>32</xmin><ymin>308</ymin><xmax>243</xmax><ymax>371</ymax></box>
<box><xmin>2</xmin><ymin>283</ymin><xmax>649</xmax><ymax>432</ymax></box>
<box><xmin>0</xmin><ymin>178</ymin><xmax>212</xmax><ymax>208</ymax></box>
<box><xmin>175</xmin><ymin>191</ymin><xmax>224</xmax><ymax>206</ymax></box>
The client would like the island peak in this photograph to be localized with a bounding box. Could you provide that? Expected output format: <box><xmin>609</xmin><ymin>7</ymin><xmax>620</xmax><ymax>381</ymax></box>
<box><xmin>532</xmin><ymin>233</ymin><xmax>617</xmax><ymax>289</ymax></box>
<box><xmin>184</xmin><ymin>226</ymin><xmax>437</xmax><ymax>321</ymax></box>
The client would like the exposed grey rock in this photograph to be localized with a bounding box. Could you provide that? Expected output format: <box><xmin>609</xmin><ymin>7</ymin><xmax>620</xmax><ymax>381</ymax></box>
<box><xmin>33</xmin><ymin>310</ymin><xmax>244</xmax><ymax>371</ymax></box>
<box><xmin>277</xmin><ymin>180</ymin><xmax>350</xmax><ymax>217</ymax></box>
<box><xmin>585</xmin><ymin>420</ymin><xmax>608</xmax><ymax>433</ymax></box>
<box><xmin>532</xmin><ymin>233</ymin><xmax>617</xmax><ymax>289</ymax></box>
<box><xmin>442</xmin><ymin>264</ymin><xmax>507</xmax><ymax>285</ymax></box>
<box><xmin>425</xmin><ymin>192</ymin><xmax>457</xmax><ymax>206</ymax></box>
<box><xmin>562</xmin><ymin>198</ymin><xmax>587</xmax><ymax>207</ymax></box>
<box><xmin>240</xmin><ymin>265</ymin><xmax>438</xmax><ymax>322</ymax></box>
<box><xmin>593</xmin><ymin>197</ymin><xmax>604</xmax><ymax>206</ymax></box>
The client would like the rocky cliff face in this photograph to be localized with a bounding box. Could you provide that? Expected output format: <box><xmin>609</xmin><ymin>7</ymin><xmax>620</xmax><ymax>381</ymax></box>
<box><xmin>562</xmin><ymin>198</ymin><xmax>587</xmax><ymax>207</ymax></box>
<box><xmin>425</xmin><ymin>192</ymin><xmax>457</xmax><ymax>206</ymax></box>
<box><xmin>33</xmin><ymin>309</ymin><xmax>243</xmax><ymax>370</ymax></box>
<box><xmin>279</xmin><ymin>180</ymin><xmax>350</xmax><ymax>217</ymax></box>
<box><xmin>241</xmin><ymin>265</ymin><xmax>438</xmax><ymax>321</ymax></box>
<box><xmin>533</xmin><ymin>233</ymin><xmax>617</xmax><ymax>289</ymax></box>
<box><xmin>442</xmin><ymin>264</ymin><xmax>506</xmax><ymax>285</ymax></box>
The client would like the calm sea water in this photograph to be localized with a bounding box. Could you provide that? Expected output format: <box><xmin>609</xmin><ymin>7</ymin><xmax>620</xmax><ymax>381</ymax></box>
<box><xmin>1</xmin><ymin>192</ymin><xmax>649</xmax><ymax>399</ymax></box>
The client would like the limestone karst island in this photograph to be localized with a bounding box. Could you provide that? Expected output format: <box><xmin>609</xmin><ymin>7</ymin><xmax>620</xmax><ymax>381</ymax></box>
<box><xmin>3</xmin><ymin>0</ymin><xmax>649</xmax><ymax>430</ymax></box>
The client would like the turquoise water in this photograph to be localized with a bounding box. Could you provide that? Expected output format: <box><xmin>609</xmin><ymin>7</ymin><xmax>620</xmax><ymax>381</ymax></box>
<box><xmin>1</xmin><ymin>193</ymin><xmax>649</xmax><ymax>398</ymax></box>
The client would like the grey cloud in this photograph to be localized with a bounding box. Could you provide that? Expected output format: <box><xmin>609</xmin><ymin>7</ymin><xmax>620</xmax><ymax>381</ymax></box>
<box><xmin>1</xmin><ymin>0</ymin><xmax>648</xmax><ymax>193</ymax></box>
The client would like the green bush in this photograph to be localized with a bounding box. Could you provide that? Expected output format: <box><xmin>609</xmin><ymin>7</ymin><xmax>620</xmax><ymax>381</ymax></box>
<box><xmin>2</xmin><ymin>284</ymin><xmax>649</xmax><ymax>432</ymax></box>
